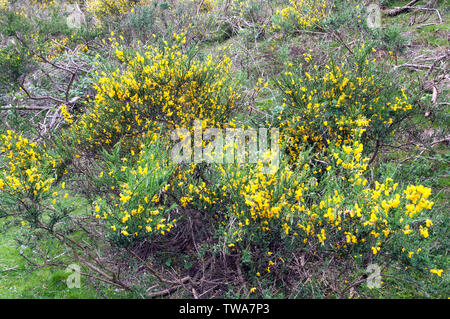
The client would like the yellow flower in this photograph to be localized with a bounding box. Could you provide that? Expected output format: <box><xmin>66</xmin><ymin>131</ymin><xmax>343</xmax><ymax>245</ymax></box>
<box><xmin>419</xmin><ymin>226</ymin><xmax>429</xmax><ymax>238</ymax></box>
<box><xmin>430</xmin><ymin>269</ymin><xmax>443</xmax><ymax>277</ymax></box>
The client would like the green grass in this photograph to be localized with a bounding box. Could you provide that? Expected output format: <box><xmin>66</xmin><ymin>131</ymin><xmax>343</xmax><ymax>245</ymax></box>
<box><xmin>0</xmin><ymin>192</ymin><xmax>134</xmax><ymax>299</ymax></box>
<box><xmin>382</xmin><ymin>0</ymin><xmax>450</xmax><ymax>48</ymax></box>
<box><xmin>0</xmin><ymin>221</ymin><xmax>100</xmax><ymax>298</ymax></box>
<box><xmin>0</xmin><ymin>219</ymin><xmax>141</xmax><ymax>298</ymax></box>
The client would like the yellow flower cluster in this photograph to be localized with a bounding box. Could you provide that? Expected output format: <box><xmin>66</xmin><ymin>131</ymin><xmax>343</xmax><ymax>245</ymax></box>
<box><xmin>52</xmin><ymin>37</ymin><xmax>69</xmax><ymax>54</ymax></box>
<box><xmin>279</xmin><ymin>47</ymin><xmax>412</xmax><ymax>163</ymax></box>
<box><xmin>93</xmin><ymin>135</ymin><xmax>176</xmax><ymax>243</ymax></box>
<box><xmin>172</xmin><ymin>127</ymin><xmax>434</xmax><ymax>265</ymax></box>
<box><xmin>403</xmin><ymin>185</ymin><xmax>434</xmax><ymax>218</ymax></box>
<box><xmin>276</xmin><ymin>0</ymin><xmax>328</xmax><ymax>29</ymax></box>
<box><xmin>430</xmin><ymin>268</ymin><xmax>443</xmax><ymax>277</ymax></box>
<box><xmin>197</xmin><ymin>0</ymin><xmax>216</xmax><ymax>12</ymax></box>
<box><xmin>0</xmin><ymin>130</ymin><xmax>57</xmax><ymax>198</ymax></box>
<box><xmin>0</xmin><ymin>0</ymin><xmax>7</xmax><ymax>10</ymax></box>
<box><xmin>60</xmin><ymin>105</ymin><xmax>73</xmax><ymax>124</ymax></box>
<box><xmin>87</xmin><ymin>0</ymin><xmax>136</xmax><ymax>18</ymax></box>
<box><xmin>69</xmin><ymin>33</ymin><xmax>238</xmax><ymax>152</ymax></box>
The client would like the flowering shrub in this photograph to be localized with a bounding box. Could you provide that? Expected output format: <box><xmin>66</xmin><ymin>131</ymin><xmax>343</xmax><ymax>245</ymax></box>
<box><xmin>277</xmin><ymin>43</ymin><xmax>412</xmax><ymax>162</ymax></box>
<box><xmin>87</xmin><ymin>0</ymin><xmax>137</xmax><ymax>18</ymax></box>
<box><xmin>0</xmin><ymin>130</ymin><xmax>66</xmax><ymax>227</ymax></box>
<box><xmin>0</xmin><ymin>130</ymin><xmax>56</xmax><ymax>200</ymax></box>
<box><xmin>56</xmin><ymin>34</ymin><xmax>240</xmax><ymax>246</ymax></box>
<box><xmin>0</xmin><ymin>0</ymin><xmax>446</xmax><ymax>299</ymax></box>
<box><xmin>68</xmin><ymin>33</ymin><xmax>239</xmax><ymax>152</ymax></box>
<box><xmin>171</xmin><ymin>127</ymin><xmax>434</xmax><ymax>276</ymax></box>
<box><xmin>92</xmin><ymin>134</ymin><xmax>176</xmax><ymax>246</ymax></box>
<box><xmin>274</xmin><ymin>0</ymin><xmax>329</xmax><ymax>31</ymax></box>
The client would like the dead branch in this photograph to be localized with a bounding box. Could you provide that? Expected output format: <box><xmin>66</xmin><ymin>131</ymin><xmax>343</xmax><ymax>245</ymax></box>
<box><xmin>368</xmin><ymin>139</ymin><xmax>381</xmax><ymax>166</ymax></box>
<box><xmin>383</xmin><ymin>0</ymin><xmax>421</xmax><ymax>16</ymax></box>
<box><xmin>147</xmin><ymin>284</ymin><xmax>183</xmax><ymax>298</ymax></box>
<box><xmin>127</xmin><ymin>247</ymin><xmax>198</xmax><ymax>288</ymax></box>
<box><xmin>18</xmin><ymin>80</ymin><xmax>66</xmax><ymax>104</ymax></box>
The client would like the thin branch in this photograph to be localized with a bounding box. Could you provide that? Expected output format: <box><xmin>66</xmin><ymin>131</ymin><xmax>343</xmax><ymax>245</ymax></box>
<box><xmin>368</xmin><ymin>139</ymin><xmax>381</xmax><ymax>166</ymax></box>
<box><xmin>18</xmin><ymin>80</ymin><xmax>66</xmax><ymax>104</ymax></box>
<box><xmin>383</xmin><ymin>0</ymin><xmax>421</xmax><ymax>16</ymax></box>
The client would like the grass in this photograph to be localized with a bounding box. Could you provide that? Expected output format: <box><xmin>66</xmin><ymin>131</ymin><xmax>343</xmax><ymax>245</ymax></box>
<box><xmin>0</xmin><ymin>190</ymin><xmax>135</xmax><ymax>298</ymax></box>
<box><xmin>0</xmin><ymin>218</ymin><xmax>141</xmax><ymax>298</ymax></box>
<box><xmin>0</xmin><ymin>220</ymin><xmax>98</xmax><ymax>298</ymax></box>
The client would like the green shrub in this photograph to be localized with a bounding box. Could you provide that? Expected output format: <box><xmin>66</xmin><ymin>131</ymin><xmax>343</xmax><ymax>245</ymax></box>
<box><xmin>276</xmin><ymin>42</ymin><xmax>413</xmax><ymax>163</ymax></box>
<box><xmin>65</xmin><ymin>34</ymin><xmax>239</xmax><ymax>152</ymax></box>
<box><xmin>92</xmin><ymin>135</ymin><xmax>176</xmax><ymax>247</ymax></box>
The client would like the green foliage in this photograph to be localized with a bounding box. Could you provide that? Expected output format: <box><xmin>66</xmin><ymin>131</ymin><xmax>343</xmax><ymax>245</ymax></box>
<box><xmin>65</xmin><ymin>35</ymin><xmax>239</xmax><ymax>153</ymax></box>
<box><xmin>0</xmin><ymin>1</ymin><xmax>100</xmax><ymax>95</ymax></box>
<box><xmin>278</xmin><ymin>41</ymin><xmax>415</xmax><ymax>159</ymax></box>
<box><xmin>93</xmin><ymin>136</ymin><xmax>176</xmax><ymax>247</ymax></box>
<box><xmin>373</xmin><ymin>25</ymin><xmax>409</xmax><ymax>53</ymax></box>
<box><xmin>0</xmin><ymin>44</ymin><xmax>31</xmax><ymax>94</ymax></box>
<box><xmin>0</xmin><ymin>8</ymin><xmax>32</xmax><ymax>37</ymax></box>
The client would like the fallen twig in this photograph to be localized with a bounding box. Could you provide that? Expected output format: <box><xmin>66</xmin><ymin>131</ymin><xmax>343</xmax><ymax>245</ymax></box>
<box><xmin>383</xmin><ymin>0</ymin><xmax>421</xmax><ymax>16</ymax></box>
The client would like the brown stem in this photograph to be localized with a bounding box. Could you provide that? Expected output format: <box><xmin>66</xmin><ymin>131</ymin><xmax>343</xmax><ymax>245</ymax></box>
<box><xmin>368</xmin><ymin>139</ymin><xmax>381</xmax><ymax>166</ymax></box>
<box><xmin>383</xmin><ymin>0</ymin><xmax>421</xmax><ymax>16</ymax></box>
